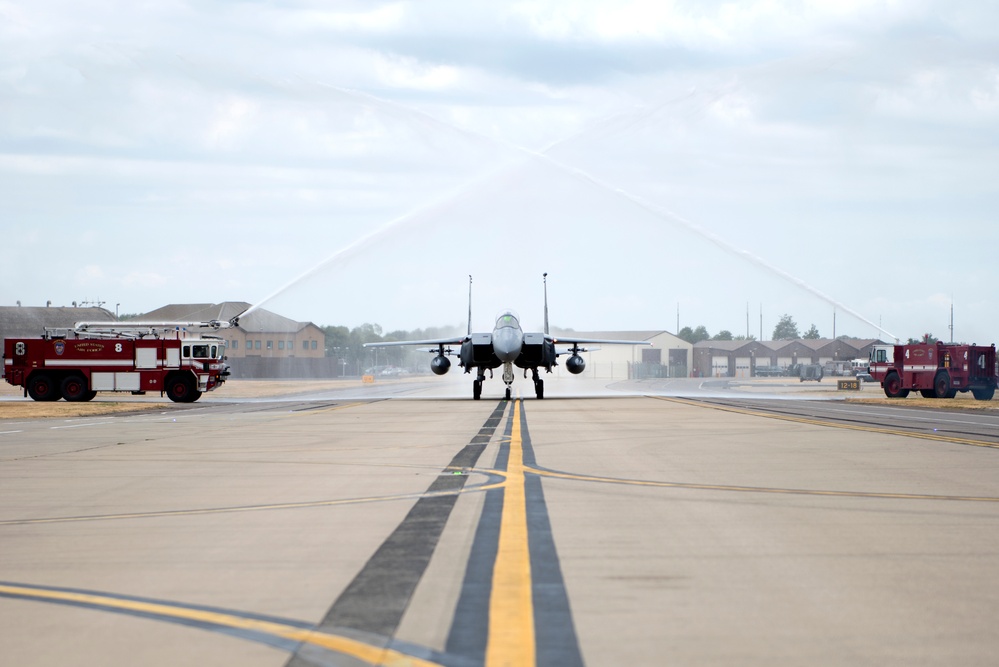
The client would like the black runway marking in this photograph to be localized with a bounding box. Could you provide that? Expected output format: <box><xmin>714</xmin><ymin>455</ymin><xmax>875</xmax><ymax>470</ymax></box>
<box><xmin>445</xmin><ymin>400</ymin><xmax>584</xmax><ymax>666</ymax></box>
<box><xmin>520</xmin><ymin>409</ymin><xmax>584</xmax><ymax>667</ymax></box>
<box><xmin>444</xmin><ymin>483</ymin><xmax>503</xmax><ymax>662</ymax></box>
<box><xmin>291</xmin><ymin>403</ymin><xmax>341</xmax><ymax>411</ymax></box>
<box><xmin>284</xmin><ymin>401</ymin><xmax>508</xmax><ymax>667</ymax></box>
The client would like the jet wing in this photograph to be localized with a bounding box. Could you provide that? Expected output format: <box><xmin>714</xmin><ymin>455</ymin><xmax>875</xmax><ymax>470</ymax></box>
<box><xmin>547</xmin><ymin>335</ymin><xmax>651</xmax><ymax>347</ymax></box>
<box><xmin>364</xmin><ymin>337</ymin><xmax>467</xmax><ymax>349</ymax></box>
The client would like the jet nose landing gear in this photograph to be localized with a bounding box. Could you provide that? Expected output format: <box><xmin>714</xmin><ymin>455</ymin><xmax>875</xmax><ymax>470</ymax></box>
<box><xmin>502</xmin><ymin>362</ymin><xmax>515</xmax><ymax>401</ymax></box>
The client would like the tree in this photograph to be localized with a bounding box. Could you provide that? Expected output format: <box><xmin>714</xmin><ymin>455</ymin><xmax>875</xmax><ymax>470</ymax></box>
<box><xmin>803</xmin><ymin>324</ymin><xmax>820</xmax><ymax>339</ymax></box>
<box><xmin>352</xmin><ymin>323</ymin><xmax>383</xmax><ymax>342</ymax></box>
<box><xmin>678</xmin><ymin>325</ymin><xmax>711</xmax><ymax>344</ymax></box>
<box><xmin>772</xmin><ymin>314</ymin><xmax>800</xmax><ymax>341</ymax></box>
<box><xmin>907</xmin><ymin>333</ymin><xmax>939</xmax><ymax>344</ymax></box>
<box><xmin>321</xmin><ymin>325</ymin><xmax>350</xmax><ymax>357</ymax></box>
<box><xmin>713</xmin><ymin>330</ymin><xmax>733</xmax><ymax>341</ymax></box>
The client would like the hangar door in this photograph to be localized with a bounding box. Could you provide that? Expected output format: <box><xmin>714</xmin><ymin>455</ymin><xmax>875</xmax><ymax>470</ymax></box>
<box><xmin>669</xmin><ymin>349</ymin><xmax>688</xmax><ymax>377</ymax></box>
<box><xmin>711</xmin><ymin>356</ymin><xmax>729</xmax><ymax>377</ymax></box>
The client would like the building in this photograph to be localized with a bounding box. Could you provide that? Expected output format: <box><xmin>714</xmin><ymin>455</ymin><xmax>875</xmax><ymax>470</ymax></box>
<box><xmin>136</xmin><ymin>302</ymin><xmax>325</xmax><ymax>359</ymax></box>
<box><xmin>551</xmin><ymin>330</ymin><xmax>692</xmax><ymax>379</ymax></box>
<box><xmin>0</xmin><ymin>305</ymin><xmax>116</xmax><ymax>343</ymax></box>
<box><xmin>135</xmin><ymin>302</ymin><xmax>337</xmax><ymax>379</ymax></box>
<box><xmin>692</xmin><ymin>338</ymin><xmax>885</xmax><ymax>378</ymax></box>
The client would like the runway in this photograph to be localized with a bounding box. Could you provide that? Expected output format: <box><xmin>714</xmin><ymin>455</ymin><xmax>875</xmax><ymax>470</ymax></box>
<box><xmin>2</xmin><ymin>378</ymin><xmax>999</xmax><ymax>665</ymax></box>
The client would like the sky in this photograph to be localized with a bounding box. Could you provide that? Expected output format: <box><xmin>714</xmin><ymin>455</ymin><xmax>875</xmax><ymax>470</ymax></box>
<box><xmin>2</xmin><ymin>1</ymin><xmax>998</xmax><ymax>342</ymax></box>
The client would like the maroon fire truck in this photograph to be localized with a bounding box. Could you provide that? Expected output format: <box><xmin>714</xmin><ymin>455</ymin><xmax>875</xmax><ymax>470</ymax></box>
<box><xmin>3</xmin><ymin>320</ymin><xmax>231</xmax><ymax>403</ymax></box>
<box><xmin>869</xmin><ymin>342</ymin><xmax>997</xmax><ymax>401</ymax></box>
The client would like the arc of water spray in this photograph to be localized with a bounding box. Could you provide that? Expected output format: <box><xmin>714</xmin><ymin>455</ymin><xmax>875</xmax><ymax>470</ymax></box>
<box><xmin>240</xmin><ymin>160</ymin><xmax>518</xmax><ymax>319</ymax></box>
<box><xmin>525</xmin><ymin>149</ymin><xmax>898</xmax><ymax>341</ymax></box>
<box><xmin>246</xmin><ymin>82</ymin><xmax>896</xmax><ymax>341</ymax></box>
<box><xmin>240</xmin><ymin>85</ymin><xmax>664</xmax><ymax>317</ymax></box>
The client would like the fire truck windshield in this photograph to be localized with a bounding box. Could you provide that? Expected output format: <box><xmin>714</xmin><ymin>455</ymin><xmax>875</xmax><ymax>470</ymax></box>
<box><xmin>184</xmin><ymin>342</ymin><xmax>225</xmax><ymax>359</ymax></box>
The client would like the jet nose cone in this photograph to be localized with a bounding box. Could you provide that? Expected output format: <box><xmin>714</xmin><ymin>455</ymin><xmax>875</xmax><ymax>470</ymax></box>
<box><xmin>493</xmin><ymin>330</ymin><xmax>523</xmax><ymax>362</ymax></box>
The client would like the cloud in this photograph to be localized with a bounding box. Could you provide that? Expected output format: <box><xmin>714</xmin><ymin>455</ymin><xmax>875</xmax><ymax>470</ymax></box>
<box><xmin>75</xmin><ymin>264</ymin><xmax>106</xmax><ymax>285</ymax></box>
<box><xmin>1</xmin><ymin>1</ymin><xmax>997</xmax><ymax>341</ymax></box>
<box><xmin>121</xmin><ymin>271</ymin><xmax>168</xmax><ymax>289</ymax></box>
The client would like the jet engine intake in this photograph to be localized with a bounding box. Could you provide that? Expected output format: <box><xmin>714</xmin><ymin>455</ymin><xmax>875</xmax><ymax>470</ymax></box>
<box><xmin>566</xmin><ymin>354</ymin><xmax>586</xmax><ymax>375</ymax></box>
<box><xmin>431</xmin><ymin>355</ymin><xmax>451</xmax><ymax>375</ymax></box>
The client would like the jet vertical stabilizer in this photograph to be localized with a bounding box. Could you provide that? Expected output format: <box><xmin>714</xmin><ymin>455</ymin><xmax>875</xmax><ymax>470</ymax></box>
<box><xmin>543</xmin><ymin>272</ymin><xmax>550</xmax><ymax>336</ymax></box>
<box><xmin>467</xmin><ymin>275</ymin><xmax>473</xmax><ymax>336</ymax></box>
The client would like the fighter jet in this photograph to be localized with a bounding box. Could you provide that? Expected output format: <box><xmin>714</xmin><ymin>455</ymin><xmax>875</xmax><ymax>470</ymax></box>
<box><xmin>365</xmin><ymin>274</ymin><xmax>650</xmax><ymax>400</ymax></box>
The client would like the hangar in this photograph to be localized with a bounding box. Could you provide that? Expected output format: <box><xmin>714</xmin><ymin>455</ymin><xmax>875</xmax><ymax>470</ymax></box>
<box><xmin>692</xmin><ymin>338</ymin><xmax>885</xmax><ymax>378</ymax></box>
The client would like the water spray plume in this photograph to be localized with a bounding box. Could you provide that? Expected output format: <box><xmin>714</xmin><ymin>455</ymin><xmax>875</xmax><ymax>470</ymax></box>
<box><xmin>241</xmin><ymin>161</ymin><xmax>513</xmax><ymax>318</ymax></box>
<box><xmin>248</xmin><ymin>81</ymin><xmax>894</xmax><ymax>341</ymax></box>
<box><xmin>324</xmin><ymin>83</ymin><xmax>895</xmax><ymax>340</ymax></box>
<box><xmin>242</xmin><ymin>219</ymin><xmax>412</xmax><ymax>318</ymax></box>
<box><xmin>526</xmin><ymin>149</ymin><xmax>898</xmax><ymax>341</ymax></box>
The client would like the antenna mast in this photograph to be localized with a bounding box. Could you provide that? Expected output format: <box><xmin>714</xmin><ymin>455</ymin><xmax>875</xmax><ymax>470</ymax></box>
<box><xmin>949</xmin><ymin>298</ymin><xmax>954</xmax><ymax>343</ymax></box>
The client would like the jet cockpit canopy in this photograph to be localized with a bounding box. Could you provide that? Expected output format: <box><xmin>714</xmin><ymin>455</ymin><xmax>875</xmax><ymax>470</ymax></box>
<box><xmin>494</xmin><ymin>310</ymin><xmax>521</xmax><ymax>330</ymax></box>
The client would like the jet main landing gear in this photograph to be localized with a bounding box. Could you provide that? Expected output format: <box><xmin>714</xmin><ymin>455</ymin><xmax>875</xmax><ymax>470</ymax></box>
<box><xmin>531</xmin><ymin>367</ymin><xmax>544</xmax><ymax>399</ymax></box>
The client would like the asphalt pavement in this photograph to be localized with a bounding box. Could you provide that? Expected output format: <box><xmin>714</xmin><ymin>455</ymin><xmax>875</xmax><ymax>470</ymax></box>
<box><xmin>2</xmin><ymin>377</ymin><xmax>998</xmax><ymax>665</ymax></box>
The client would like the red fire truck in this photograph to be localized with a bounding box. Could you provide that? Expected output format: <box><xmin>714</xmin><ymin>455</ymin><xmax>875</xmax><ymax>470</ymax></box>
<box><xmin>868</xmin><ymin>342</ymin><xmax>997</xmax><ymax>401</ymax></box>
<box><xmin>2</xmin><ymin>320</ymin><xmax>232</xmax><ymax>403</ymax></box>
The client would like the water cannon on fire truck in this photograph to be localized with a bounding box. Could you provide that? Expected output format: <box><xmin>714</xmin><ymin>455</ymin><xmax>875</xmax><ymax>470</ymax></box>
<box><xmin>2</xmin><ymin>316</ymin><xmax>242</xmax><ymax>403</ymax></box>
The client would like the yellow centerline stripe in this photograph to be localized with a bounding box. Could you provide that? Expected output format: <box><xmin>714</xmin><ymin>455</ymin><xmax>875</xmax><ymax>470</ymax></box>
<box><xmin>486</xmin><ymin>400</ymin><xmax>536</xmax><ymax>667</ymax></box>
<box><xmin>651</xmin><ymin>396</ymin><xmax>999</xmax><ymax>449</ymax></box>
<box><xmin>0</xmin><ymin>583</ymin><xmax>441</xmax><ymax>667</ymax></box>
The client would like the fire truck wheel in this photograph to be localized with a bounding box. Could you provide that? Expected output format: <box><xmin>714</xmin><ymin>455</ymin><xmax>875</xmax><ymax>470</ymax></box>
<box><xmin>883</xmin><ymin>372</ymin><xmax>909</xmax><ymax>398</ymax></box>
<box><xmin>27</xmin><ymin>374</ymin><xmax>60</xmax><ymax>402</ymax></box>
<box><xmin>933</xmin><ymin>371</ymin><xmax>952</xmax><ymax>399</ymax></box>
<box><xmin>81</xmin><ymin>390</ymin><xmax>97</xmax><ymax>402</ymax></box>
<box><xmin>166</xmin><ymin>375</ymin><xmax>197</xmax><ymax>403</ymax></box>
<box><xmin>61</xmin><ymin>374</ymin><xmax>89</xmax><ymax>402</ymax></box>
<box><xmin>972</xmin><ymin>386</ymin><xmax>996</xmax><ymax>401</ymax></box>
